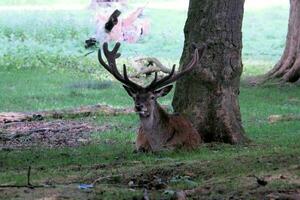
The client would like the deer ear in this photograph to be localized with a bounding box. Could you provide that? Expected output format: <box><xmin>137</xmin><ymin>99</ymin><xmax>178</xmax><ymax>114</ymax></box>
<box><xmin>154</xmin><ymin>85</ymin><xmax>173</xmax><ymax>97</ymax></box>
<box><xmin>123</xmin><ymin>85</ymin><xmax>136</xmax><ymax>97</ymax></box>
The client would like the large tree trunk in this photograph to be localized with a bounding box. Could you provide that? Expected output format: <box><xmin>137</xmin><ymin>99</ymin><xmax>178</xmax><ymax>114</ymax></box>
<box><xmin>266</xmin><ymin>0</ymin><xmax>300</xmax><ymax>82</ymax></box>
<box><xmin>172</xmin><ymin>0</ymin><xmax>249</xmax><ymax>144</ymax></box>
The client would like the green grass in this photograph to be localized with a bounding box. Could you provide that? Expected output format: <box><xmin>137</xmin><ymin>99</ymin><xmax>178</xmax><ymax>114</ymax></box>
<box><xmin>0</xmin><ymin>68</ymin><xmax>133</xmax><ymax>112</ymax></box>
<box><xmin>1</xmin><ymin>67</ymin><xmax>300</xmax><ymax>199</ymax></box>
<box><xmin>1</xmin><ymin>1</ymin><xmax>299</xmax><ymax>199</ymax></box>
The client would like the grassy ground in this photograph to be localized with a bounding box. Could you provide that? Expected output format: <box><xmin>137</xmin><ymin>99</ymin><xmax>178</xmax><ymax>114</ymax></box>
<box><xmin>1</xmin><ymin>1</ymin><xmax>300</xmax><ymax>200</ymax></box>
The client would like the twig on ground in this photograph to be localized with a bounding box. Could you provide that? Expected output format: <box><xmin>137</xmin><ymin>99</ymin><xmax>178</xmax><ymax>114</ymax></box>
<box><xmin>91</xmin><ymin>174</ymin><xmax>122</xmax><ymax>186</ymax></box>
<box><xmin>27</xmin><ymin>166</ymin><xmax>31</xmax><ymax>186</ymax></box>
<box><xmin>0</xmin><ymin>166</ymin><xmax>52</xmax><ymax>189</ymax></box>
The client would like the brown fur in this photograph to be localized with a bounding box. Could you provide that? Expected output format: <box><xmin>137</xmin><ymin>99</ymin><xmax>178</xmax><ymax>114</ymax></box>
<box><xmin>136</xmin><ymin>105</ymin><xmax>201</xmax><ymax>152</ymax></box>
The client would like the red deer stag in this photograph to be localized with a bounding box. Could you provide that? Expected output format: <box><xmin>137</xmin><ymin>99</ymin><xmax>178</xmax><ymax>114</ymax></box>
<box><xmin>98</xmin><ymin>42</ymin><xmax>205</xmax><ymax>152</ymax></box>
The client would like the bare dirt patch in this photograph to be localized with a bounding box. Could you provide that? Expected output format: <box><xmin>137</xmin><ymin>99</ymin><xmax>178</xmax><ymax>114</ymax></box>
<box><xmin>0</xmin><ymin>184</ymin><xmax>96</xmax><ymax>200</ymax></box>
<box><xmin>0</xmin><ymin>120</ymin><xmax>111</xmax><ymax>149</ymax></box>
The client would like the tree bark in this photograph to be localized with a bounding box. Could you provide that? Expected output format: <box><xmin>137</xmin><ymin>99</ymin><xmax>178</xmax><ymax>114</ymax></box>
<box><xmin>172</xmin><ymin>0</ymin><xmax>249</xmax><ymax>144</ymax></box>
<box><xmin>266</xmin><ymin>0</ymin><xmax>300</xmax><ymax>82</ymax></box>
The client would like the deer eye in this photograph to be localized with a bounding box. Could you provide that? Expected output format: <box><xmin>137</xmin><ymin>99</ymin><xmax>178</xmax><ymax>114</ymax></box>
<box><xmin>150</xmin><ymin>96</ymin><xmax>155</xmax><ymax>100</ymax></box>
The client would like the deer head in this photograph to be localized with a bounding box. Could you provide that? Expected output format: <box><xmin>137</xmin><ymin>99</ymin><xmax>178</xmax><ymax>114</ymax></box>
<box><xmin>97</xmin><ymin>42</ymin><xmax>205</xmax><ymax>118</ymax></box>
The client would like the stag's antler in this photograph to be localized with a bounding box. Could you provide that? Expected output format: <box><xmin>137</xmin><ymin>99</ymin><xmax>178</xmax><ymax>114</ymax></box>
<box><xmin>98</xmin><ymin>42</ymin><xmax>206</xmax><ymax>91</ymax></box>
<box><xmin>146</xmin><ymin>44</ymin><xmax>206</xmax><ymax>90</ymax></box>
<box><xmin>98</xmin><ymin>42</ymin><xmax>143</xmax><ymax>91</ymax></box>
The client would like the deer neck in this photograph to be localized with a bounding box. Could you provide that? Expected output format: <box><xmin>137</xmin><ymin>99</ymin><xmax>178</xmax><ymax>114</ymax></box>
<box><xmin>140</xmin><ymin>103</ymin><xmax>169</xmax><ymax>129</ymax></box>
<box><xmin>140</xmin><ymin>103</ymin><xmax>170</xmax><ymax>150</ymax></box>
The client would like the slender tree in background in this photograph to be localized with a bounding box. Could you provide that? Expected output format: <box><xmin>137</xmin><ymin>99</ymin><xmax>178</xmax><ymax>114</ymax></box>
<box><xmin>266</xmin><ymin>0</ymin><xmax>300</xmax><ymax>82</ymax></box>
<box><xmin>172</xmin><ymin>0</ymin><xmax>249</xmax><ymax>144</ymax></box>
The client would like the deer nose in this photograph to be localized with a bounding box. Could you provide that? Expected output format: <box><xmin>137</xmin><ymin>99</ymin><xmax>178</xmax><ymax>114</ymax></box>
<box><xmin>135</xmin><ymin>104</ymin><xmax>142</xmax><ymax>111</ymax></box>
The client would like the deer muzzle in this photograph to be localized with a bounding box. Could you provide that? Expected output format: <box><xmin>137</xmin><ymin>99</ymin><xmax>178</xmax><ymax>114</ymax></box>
<box><xmin>135</xmin><ymin>105</ymin><xmax>150</xmax><ymax>117</ymax></box>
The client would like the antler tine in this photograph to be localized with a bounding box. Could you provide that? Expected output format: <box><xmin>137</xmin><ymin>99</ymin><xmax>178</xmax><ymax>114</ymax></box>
<box><xmin>98</xmin><ymin>47</ymin><xmax>112</xmax><ymax>73</ymax></box>
<box><xmin>146</xmin><ymin>65</ymin><xmax>176</xmax><ymax>90</ymax></box>
<box><xmin>112</xmin><ymin>42</ymin><xmax>121</xmax><ymax>55</ymax></box>
<box><xmin>146</xmin><ymin>71</ymin><xmax>158</xmax><ymax>88</ymax></box>
<box><xmin>103</xmin><ymin>42</ymin><xmax>121</xmax><ymax>75</ymax></box>
<box><xmin>122</xmin><ymin>64</ymin><xmax>143</xmax><ymax>89</ymax></box>
<box><xmin>98</xmin><ymin>42</ymin><xmax>121</xmax><ymax>73</ymax></box>
<box><xmin>146</xmin><ymin>45</ymin><xmax>205</xmax><ymax>90</ymax></box>
<box><xmin>98</xmin><ymin>42</ymin><xmax>142</xmax><ymax>91</ymax></box>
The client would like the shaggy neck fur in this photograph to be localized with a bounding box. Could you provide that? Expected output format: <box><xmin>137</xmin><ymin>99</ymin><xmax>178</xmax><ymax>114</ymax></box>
<box><xmin>140</xmin><ymin>102</ymin><xmax>171</xmax><ymax>151</ymax></box>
